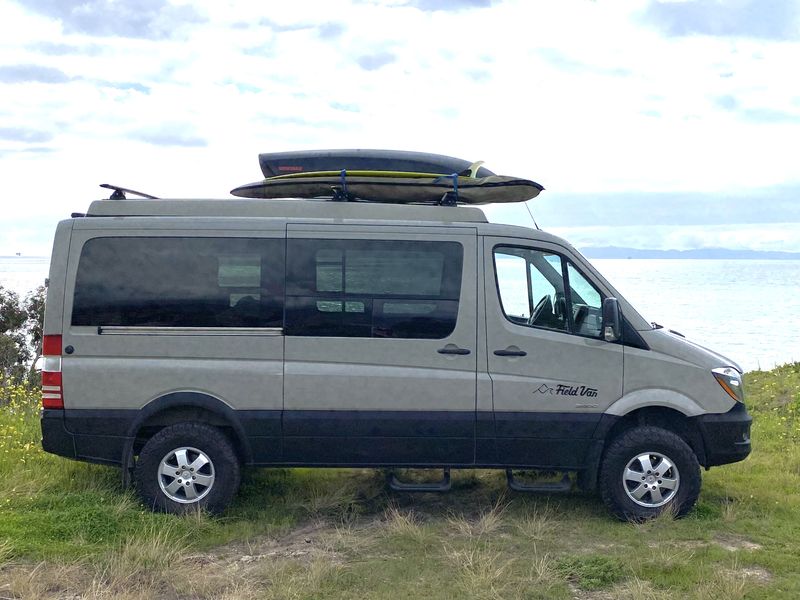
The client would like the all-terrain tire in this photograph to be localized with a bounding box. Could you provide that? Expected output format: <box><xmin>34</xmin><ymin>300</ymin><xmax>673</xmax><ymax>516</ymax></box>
<box><xmin>599</xmin><ymin>426</ymin><xmax>700</xmax><ymax>522</ymax></box>
<box><xmin>135</xmin><ymin>422</ymin><xmax>241</xmax><ymax>515</ymax></box>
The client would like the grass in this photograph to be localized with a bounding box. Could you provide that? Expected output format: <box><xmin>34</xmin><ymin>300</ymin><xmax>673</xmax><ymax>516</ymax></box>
<box><xmin>0</xmin><ymin>363</ymin><xmax>799</xmax><ymax>598</ymax></box>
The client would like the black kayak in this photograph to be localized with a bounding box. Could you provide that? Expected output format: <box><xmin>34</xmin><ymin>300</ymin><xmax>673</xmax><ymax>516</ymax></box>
<box><xmin>258</xmin><ymin>149</ymin><xmax>497</xmax><ymax>178</ymax></box>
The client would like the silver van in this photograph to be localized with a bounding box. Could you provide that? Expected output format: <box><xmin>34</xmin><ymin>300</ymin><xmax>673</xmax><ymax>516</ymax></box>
<box><xmin>40</xmin><ymin>179</ymin><xmax>751</xmax><ymax>521</ymax></box>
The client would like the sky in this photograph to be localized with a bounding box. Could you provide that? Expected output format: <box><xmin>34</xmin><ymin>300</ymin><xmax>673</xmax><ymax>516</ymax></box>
<box><xmin>1</xmin><ymin>0</ymin><xmax>799</xmax><ymax>255</ymax></box>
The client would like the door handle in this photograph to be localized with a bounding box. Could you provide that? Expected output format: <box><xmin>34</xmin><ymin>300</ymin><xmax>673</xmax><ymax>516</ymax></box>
<box><xmin>494</xmin><ymin>347</ymin><xmax>527</xmax><ymax>357</ymax></box>
<box><xmin>438</xmin><ymin>345</ymin><xmax>471</xmax><ymax>355</ymax></box>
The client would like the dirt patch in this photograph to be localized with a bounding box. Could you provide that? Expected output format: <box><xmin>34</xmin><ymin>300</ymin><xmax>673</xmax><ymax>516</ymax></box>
<box><xmin>206</xmin><ymin>521</ymin><xmax>343</xmax><ymax>569</ymax></box>
<box><xmin>585</xmin><ymin>542</ymin><xmax>622</xmax><ymax>551</ymax></box>
<box><xmin>567</xmin><ymin>582</ymin><xmax>619</xmax><ymax>600</ymax></box>
<box><xmin>738</xmin><ymin>566</ymin><xmax>772</xmax><ymax>584</ymax></box>
<box><xmin>645</xmin><ymin>536</ymin><xmax>762</xmax><ymax>553</ymax></box>
<box><xmin>714</xmin><ymin>534</ymin><xmax>762</xmax><ymax>552</ymax></box>
<box><xmin>719</xmin><ymin>565</ymin><xmax>772</xmax><ymax>585</ymax></box>
<box><xmin>646</xmin><ymin>539</ymin><xmax>706</xmax><ymax>550</ymax></box>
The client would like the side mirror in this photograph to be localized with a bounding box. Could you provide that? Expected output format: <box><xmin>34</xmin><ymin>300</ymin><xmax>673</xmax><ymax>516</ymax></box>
<box><xmin>602</xmin><ymin>297</ymin><xmax>621</xmax><ymax>342</ymax></box>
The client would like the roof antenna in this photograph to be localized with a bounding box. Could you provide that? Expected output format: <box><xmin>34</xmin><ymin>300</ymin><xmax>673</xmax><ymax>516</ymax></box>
<box><xmin>523</xmin><ymin>200</ymin><xmax>540</xmax><ymax>230</ymax></box>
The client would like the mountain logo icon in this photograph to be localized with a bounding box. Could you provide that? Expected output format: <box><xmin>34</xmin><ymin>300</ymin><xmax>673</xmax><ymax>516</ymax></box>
<box><xmin>533</xmin><ymin>384</ymin><xmax>555</xmax><ymax>395</ymax></box>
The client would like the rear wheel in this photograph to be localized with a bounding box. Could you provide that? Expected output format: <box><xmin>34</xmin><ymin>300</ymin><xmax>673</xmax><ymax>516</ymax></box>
<box><xmin>135</xmin><ymin>422</ymin><xmax>240</xmax><ymax>514</ymax></box>
<box><xmin>600</xmin><ymin>426</ymin><xmax>700</xmax><ymax>521</ymax></box>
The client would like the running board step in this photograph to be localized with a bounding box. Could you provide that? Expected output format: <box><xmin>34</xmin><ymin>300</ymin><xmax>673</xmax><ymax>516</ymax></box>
<box><xmin>506</xmin><ymin>469</ymin><xmax>572</xmax><ymax>493</ymax></box>
<box><xmin>388</xmin><ymin>468</ymin><xmax>451</xmax><ymax>492</ymax></box>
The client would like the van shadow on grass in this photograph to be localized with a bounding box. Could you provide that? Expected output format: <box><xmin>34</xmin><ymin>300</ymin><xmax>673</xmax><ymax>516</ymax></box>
<box><xmin>230</xmin><ymin>466</ymin><xmax>606</xmax><ymax>525</ymax></box>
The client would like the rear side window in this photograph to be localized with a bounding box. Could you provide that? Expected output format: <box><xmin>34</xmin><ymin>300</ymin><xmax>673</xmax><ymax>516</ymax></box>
<box><xmin>285</xmin><ymin>239</ymin><xmax>463</xmax><ymax>338</ymax></box>
<box><xmin>72</xmin><ymin>237</ymin><xmax>284</xmax><ymax>327</ymax></box>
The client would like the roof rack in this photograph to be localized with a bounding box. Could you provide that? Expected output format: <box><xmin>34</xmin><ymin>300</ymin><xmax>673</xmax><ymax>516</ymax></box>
<box><xmin>100</xmin><ymin>184</ymin><xmax>158</xmax><ymax>200</ymax></box>
<box><xmin>94</xmin><ymin>150</ymin><xmax>544</xmax><ymax>210</ymax></box>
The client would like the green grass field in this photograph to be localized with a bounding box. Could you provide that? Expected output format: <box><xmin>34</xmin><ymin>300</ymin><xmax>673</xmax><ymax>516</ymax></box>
<box><xmin>1</xmin><ymin>364</ymin><xmax>799</xmax><ymax>599</ymax></box>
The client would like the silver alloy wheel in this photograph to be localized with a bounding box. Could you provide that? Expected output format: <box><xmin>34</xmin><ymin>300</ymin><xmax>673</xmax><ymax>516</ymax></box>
<box><xmin>622</xmin><ymin>451</ymin><xmax>680</xmax><ymax>508</ymax></box>
<box><xmin>158</xmin><ymin>446</ymin><xmax>215</xmax><ymax>504</ymax></box>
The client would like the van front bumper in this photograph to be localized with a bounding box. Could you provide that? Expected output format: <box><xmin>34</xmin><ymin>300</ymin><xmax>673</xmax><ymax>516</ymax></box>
<box><xmin>694</xmin><ymin>402</ymin><xmax>752</xmax><ymax>467</ymax></box>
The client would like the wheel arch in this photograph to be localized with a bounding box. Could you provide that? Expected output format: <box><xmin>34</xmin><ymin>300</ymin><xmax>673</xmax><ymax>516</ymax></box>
<box><xmin>580</xmin><ymin>400</ymin><xmax>708</xmax><ymax>493</ymax></box>
<box><xmin>599</xmin><ymin>406</ymin><xmax>706</xmax><ymax>466</ymax></box>
<box><xmin>605</xmin><ymin>388</ymin><xmax>705</xmax><ymax>418</ymax></box>
<box><xmin>120</xmin><ymin>392</ymin><xmax>253</xmax><ymax>487</ymax></box>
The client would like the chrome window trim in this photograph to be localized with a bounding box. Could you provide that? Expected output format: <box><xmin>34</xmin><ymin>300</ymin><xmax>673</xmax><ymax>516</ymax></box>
<box><xmin>97</xmin><ymin>326</ymin><xmax>284</xmax><ymax>336</ymax></box>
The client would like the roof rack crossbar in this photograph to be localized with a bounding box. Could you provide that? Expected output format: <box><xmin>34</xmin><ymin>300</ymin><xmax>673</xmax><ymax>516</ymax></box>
<box><xmin>99</xmin><ymin>184</ymin><xmax>158</xmax><ymax>200</ymax></box>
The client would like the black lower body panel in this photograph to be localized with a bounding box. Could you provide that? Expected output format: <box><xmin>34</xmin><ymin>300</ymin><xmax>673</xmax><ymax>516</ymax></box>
<box><xmin>280</xmin><ymin>409</ymin><xmax>474</xmax><ymax>465</ymax></box>
<box><xmin>280</xmin><ymin>436</ymin><xmax>474</xmax><ymax>466</ymax></box>
<box><xmin>64</xmin><ymin>409</ymin><xmax>133</xmax><ymax>465</ymax></box>
<box><xmin>41</xmin><ymin>410</ymin><xmax>77</xmax><ymax>459</ymax></box>
<box><xmin>41</xmin><ymin>409</ymin><xmax>127</xmax><ymax>466</ymax></box>
<box><xmin>494</xmin><ymin>411</ymin><xmax>601</xmax><ymax>470</ymax></box>
<box><xmin>42</xmin><ymin>408</ymin><xmax>603</xmax><ymax>471</ymax></box>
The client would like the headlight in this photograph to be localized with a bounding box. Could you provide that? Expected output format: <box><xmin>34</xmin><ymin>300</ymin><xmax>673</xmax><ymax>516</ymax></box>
<box><xmin>712</xmin><ymin>367</ymin><xmax>744</xmax><ymax>403</ymax></box>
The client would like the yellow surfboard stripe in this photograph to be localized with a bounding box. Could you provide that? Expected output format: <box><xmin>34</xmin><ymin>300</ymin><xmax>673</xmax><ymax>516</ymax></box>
<box><xmin>267</xmin><ymin>170</ymin><xmax>470</xmax><ymax>181</ymax></box>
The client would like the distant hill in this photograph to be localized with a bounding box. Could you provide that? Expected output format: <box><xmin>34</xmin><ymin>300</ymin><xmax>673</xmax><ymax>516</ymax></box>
<box><xmin>579</xmin><ymin>246</ymin><xmax>800</xmax><ymax>260</ymax></box>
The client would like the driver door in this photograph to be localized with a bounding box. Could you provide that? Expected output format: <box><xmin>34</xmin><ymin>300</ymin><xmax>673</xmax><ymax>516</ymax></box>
<box><xmin>483</xmin><ymin>237</ymin><xmax>624</xmax><ymax>469</ymax></box>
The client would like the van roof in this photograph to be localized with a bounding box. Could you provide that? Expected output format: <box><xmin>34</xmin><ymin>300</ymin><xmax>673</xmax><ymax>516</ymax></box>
<box><xmin>85</xmin><ymin>198</ymin><xmax>489</xmax><ymax>223</ymax></box>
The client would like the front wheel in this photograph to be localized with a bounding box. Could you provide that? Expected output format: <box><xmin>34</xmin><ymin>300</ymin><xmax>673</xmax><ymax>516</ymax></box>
<box><xmin>135</xmin><ymin>422</ymin><xmax>241</xmax><ymax>514</ymax></box>
<box><xmin>599</xmin><ymin>426</ymin><xmax>700</xmax><ymax>521</ymax></box>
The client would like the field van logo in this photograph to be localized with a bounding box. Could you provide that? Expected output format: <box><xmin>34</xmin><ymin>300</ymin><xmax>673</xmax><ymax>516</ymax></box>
<box><xmin>533</xmin><ymin>384</ymin><xmax>598</xmax><ymax>398</ymax></box>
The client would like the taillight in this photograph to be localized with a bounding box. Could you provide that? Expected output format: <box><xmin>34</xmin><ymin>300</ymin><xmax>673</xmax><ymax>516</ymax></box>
<box><xmin>42</xmin><ymin>334</ymin><xmax>63</xmax><ymax>409</ymax></box>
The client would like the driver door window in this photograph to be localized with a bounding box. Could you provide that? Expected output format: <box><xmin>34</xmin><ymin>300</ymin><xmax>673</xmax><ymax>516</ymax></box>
<box><xmin>495</xmin><ymin>252</ymin><xmax>530</xmax><ymax>320</ymax></box>
<box><xmin>493</xmin><ymin>247</ymin><xmax>567</xmax><ymax>332</ymax></box>
<box><xmin>493</xmin><ymin>246</ymin><xmax>605</xmax><ymax>338</ymax></box>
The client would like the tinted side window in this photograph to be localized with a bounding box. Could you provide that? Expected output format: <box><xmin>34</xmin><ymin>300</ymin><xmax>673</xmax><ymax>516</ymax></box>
<box><xmin>72</xmin><ymin>237</ymin><xmax>284</xmax><ymax>327</ymax></box>
<box><xmin>285</xmin><ymin>239</ymin><xmax>463</xmax><ymax>338</ymax></box>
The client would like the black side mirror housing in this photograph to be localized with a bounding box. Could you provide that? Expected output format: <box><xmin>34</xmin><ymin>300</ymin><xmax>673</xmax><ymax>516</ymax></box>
<box><xmin>602</xmin><ymin>297</ymin><xmax>622</xmax><ymax>343</ymax></box>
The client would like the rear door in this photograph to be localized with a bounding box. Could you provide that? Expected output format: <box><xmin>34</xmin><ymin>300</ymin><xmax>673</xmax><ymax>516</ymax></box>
<box><xmin>483</xmin><ymin>237</ymin><xmax>623</xmax><ymax>469</ymax></box>
<box><xmin>282</xmin><ymin>224</ymin><xmax>478</xmax><ymax>466</ymax></box>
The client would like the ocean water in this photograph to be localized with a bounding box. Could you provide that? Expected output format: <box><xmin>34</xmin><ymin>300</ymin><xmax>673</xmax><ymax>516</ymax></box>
<box><xmin>592</xmin><ymin>259</ymin><xmax>800</xmax><ymax>372</ymax></box>
<box><xmin>1</xmin><ymin>256</ymin><xmax>797</xmax><ymax>372</ymax></box>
